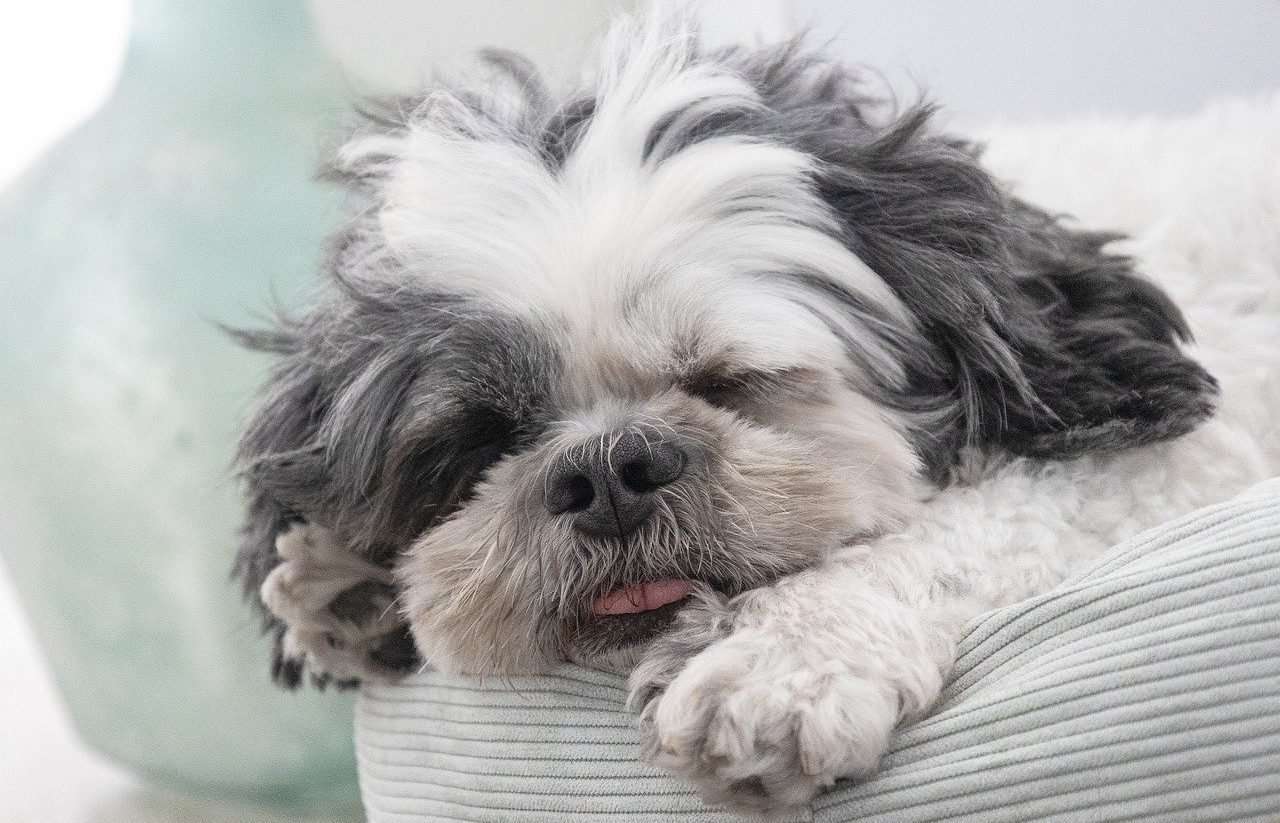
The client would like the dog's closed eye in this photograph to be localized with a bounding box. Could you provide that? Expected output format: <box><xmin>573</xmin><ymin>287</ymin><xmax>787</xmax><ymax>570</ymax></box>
<box><xmin>682</xmin><ymin>367</ymin><xmax>819</xmax><ymax>411</ymax></box>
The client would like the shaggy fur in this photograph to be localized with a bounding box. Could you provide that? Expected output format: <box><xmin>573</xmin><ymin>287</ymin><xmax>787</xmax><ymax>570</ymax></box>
<box><xmin>231</xmin><ymin>9</ymin><xmax>1278</xmax><ymax>816</ymax></box>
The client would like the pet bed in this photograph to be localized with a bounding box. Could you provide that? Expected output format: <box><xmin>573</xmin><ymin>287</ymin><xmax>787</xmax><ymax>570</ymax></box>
<box><xmin>357</xmin><ymin>477</ymin><xmax>1280</xmax><ymax>822</ymax></box>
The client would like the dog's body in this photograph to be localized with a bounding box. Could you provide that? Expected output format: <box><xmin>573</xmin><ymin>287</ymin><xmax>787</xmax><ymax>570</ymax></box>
<box><xmin>234</xmin><ymin>11</ymin><xmax>1280</xmax><ymax>816</ymax></box>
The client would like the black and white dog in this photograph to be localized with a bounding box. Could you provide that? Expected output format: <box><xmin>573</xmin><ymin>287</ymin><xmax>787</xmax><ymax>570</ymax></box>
<box><xmin>233</xmin><ymin>10</ymin><xmax>1275</xmax><ymax>815</ymax></box>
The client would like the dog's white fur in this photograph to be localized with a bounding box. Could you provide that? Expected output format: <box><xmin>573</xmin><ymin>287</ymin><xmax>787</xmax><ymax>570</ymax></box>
<box><xmin>636</xmin><ymin>95</ymin><xmax>1280</xmax><ymax>812</ymax></box>
<box><xmin>337</xmin><ymin>23</ymin><xmax>916</xmax><ymax>403</ymax></box>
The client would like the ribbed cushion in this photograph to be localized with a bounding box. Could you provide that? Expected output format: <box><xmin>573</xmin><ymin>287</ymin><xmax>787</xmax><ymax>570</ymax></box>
<box><xmin>357</xmin><ymin>478</ymin><xmax>1280</xmax><ymax>822</ymax></box>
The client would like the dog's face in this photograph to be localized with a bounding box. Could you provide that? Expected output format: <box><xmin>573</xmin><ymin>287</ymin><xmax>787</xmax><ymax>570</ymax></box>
<box><xmin>236</xmin><ymin>17</ymin><xmax>1216</xmax><ymax>683</ymax></box>
<box><xmin>322</xmin><ymin>58</ymin><xmax>928</xmax><ymax>672</ymax></box>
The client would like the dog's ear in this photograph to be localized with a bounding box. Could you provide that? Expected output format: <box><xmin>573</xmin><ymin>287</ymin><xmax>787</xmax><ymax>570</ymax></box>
<box><xmin>230</xmin><ymin>318</ymin><xmax>419</xmax><ymax>688</ymax></box>
<box><xmin>984</xmin><ymin>207</ymin><xmax>1219</xmax><ymax>461</ymax></box>
<box><xmin>808</xmin><ymin>106</ymin><xmax>1217</xmax><ymax>478</ymax></box>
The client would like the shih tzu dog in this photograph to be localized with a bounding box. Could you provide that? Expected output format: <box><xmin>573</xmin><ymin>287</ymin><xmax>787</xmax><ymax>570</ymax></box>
<box><xmin>230</xmin><ymin>10</ymin><xmax>1256</xmax><ymax>816</ymax></box>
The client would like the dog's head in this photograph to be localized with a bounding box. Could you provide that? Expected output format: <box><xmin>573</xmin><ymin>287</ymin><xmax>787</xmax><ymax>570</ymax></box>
<box><xmin>235</xmin><ymin>14</ymin><xmax>1216</xmax><ymax>682</ymax></box>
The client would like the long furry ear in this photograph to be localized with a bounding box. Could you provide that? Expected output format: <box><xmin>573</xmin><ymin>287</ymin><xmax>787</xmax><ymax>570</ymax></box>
<box><xmin>230</xmin><ymin>318</ymin><xmax>419</xmax><ymax>688</ymax></box>
<box><xmin>808</xmin><ymin>105</ymin><xmax>1217</xmax><ymax>477</ymax></box>
<box><xmin>990</xmin><ymin>205</ymin><xmax>1218</xmax><ymax>460</ymax></box>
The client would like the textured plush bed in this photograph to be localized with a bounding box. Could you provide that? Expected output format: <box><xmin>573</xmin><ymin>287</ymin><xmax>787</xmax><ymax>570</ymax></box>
<box><xmin>355</xmin><ymin>97</ymin><xmax>1280</xmax><ymax>822</ymax></box>
<box><xmin>358</xmin><ymin>477</ymin><xmax>1280</xmax><ymax>822</ymax></box>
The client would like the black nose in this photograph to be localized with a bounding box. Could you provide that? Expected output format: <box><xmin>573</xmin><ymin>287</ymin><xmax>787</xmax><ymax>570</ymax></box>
<box><xmin>544</xmin><ymin>431</ymin><xmax>686</xmax><ymax>538</ymax></box>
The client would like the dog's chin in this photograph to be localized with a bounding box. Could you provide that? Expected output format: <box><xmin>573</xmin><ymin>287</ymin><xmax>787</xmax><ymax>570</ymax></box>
<box><xmin>555</xmin><ymin>543</ymin><xmax>834</xmax><ymax>672</ymax></box>
<box><xmin>564</xmin><ymin>579</ymin><xmax>703</xmax><ymax>671</ymax></box>
<box><xmin>567</xmin><ymin>597</ymin><xmax>695</xmax><ymax>672</ymax></box>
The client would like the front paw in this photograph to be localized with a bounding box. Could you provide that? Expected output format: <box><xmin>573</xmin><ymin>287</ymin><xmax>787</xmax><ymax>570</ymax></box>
<box><xmin>261</xmin><ymin>522</ymin><xmax>417</xmax><ymax>686</ymax></box>
<box><xmin>631</xmin><ymin>627</ymin><xmax>900</xmax><ymax>816</ymax></box>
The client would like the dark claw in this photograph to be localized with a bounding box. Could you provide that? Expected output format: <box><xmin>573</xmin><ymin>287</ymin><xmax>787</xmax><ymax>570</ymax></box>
<box><xmin>369</xmin><ymin>624</ymin><xmax>420</xmax><ymax>672</ymax></box>
<box><xmin>272</xmin><ymin>647</ymin><xmax>304</xmax><ymax>690</ymax></box>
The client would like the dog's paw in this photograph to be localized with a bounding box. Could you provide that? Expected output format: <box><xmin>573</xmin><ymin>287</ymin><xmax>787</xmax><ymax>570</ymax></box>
<box><xmin>631</xmin><ymin>624</ymin><xmax>900</xmax><ymax>816</ymax></box>
<box><xmin>627</xmin><ymin>587</ymin><xmax>736</xmax><ymax>708</ymax></box>
<box><xmin>261</xmin><ymin>522</ymin><xmax>417</xmax><ymax>686</ymax></box>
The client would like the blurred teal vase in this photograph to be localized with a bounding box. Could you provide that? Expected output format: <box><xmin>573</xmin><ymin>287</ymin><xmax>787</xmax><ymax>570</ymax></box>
<box><xmin>0</xmin><ymin>0</ymin><xmax>361</xmax><ymax>809</ymax></box>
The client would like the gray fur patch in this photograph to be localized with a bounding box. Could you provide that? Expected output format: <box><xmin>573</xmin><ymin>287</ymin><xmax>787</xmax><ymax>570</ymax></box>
<box><xmin>231</xmin><ymin>238</ymin><xmax>561</xmax><ymax>685</ymax></box>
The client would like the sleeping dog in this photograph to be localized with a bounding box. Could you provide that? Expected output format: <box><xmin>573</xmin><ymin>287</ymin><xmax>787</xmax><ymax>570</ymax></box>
<box><xmin>232</xmin><ymin>9</ymin><xmax>1277</xmax><ymax>815</ymax></box>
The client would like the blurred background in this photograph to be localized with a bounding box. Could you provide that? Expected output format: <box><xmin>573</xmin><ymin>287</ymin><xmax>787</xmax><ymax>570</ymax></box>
<box><xmin>1</xmin><ymin>1</ymin><xmax>1277</xmax><ymax>822</ymax></box>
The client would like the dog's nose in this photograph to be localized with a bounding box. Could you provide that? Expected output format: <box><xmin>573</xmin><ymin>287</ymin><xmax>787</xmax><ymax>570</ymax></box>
<box><xmin>544</xmin><ymin>431</ymin><xmax>686</xmax><ymax>538</ymax></box>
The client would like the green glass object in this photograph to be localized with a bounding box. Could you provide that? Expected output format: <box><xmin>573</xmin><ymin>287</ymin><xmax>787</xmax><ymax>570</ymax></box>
<box><xmin>0</xmin><ymin>0</ymin><xmax>360</xmax><ymax>809</ymax></box>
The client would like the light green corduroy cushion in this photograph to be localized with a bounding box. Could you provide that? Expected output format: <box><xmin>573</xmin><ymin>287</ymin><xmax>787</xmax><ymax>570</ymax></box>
<box><xmin>356</xmin><ymin>478</ymin><xmax>1280</xmax><ymax>822</ymax></box>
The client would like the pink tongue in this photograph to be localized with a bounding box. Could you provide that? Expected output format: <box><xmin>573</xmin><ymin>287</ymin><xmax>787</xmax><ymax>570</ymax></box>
<box><xmin>592</xmin><ymin>579</ymin><xmax>695</xmax><ymax>616</ymax></box>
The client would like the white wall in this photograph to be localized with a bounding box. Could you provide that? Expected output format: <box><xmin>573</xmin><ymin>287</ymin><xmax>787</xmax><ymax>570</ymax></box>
<box><xmin>802</xmin><ymin>0</ymin><xmax>1280</xmax><ymax>128</ymax></box>
<box><xmin>312</xmin><ymin>0</ymin><xmax>1280</xmax><ymax>130</ymax></box>
<box><xmin>307</xmin><ymin>0</ymin><xmax>794</xmax><ymax>90</ymax></box>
